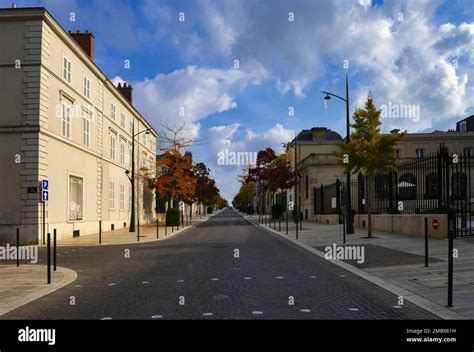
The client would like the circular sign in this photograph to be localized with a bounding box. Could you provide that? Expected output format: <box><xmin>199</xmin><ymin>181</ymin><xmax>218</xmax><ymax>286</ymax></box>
<box><xmin>432</xmin><ymin>219</ymin><xmax>439</xmax><ymax>230</ymax></box>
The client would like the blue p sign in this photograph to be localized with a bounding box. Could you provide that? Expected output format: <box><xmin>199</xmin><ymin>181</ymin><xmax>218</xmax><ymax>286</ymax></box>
<box><xmin>42</xmin><ymin>180</ymin><xmax>49</xmax><ymax>190</ymax></box>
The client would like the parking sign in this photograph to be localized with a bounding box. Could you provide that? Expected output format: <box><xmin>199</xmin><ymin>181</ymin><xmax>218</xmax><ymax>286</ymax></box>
<box><xmin>42</xmin><ymin>190</ymin><xmax>49</xmax><ymax>201</ymax></box>
<box><xmin>42</xmin><ymin>180</ymin><xmax>49</xmax><ymax>190</ymax></box>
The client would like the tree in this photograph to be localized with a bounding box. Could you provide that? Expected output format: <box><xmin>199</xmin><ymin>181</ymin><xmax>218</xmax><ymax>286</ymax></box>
<box><xmin>336</xmin><ymin>96</ymin><xmax>406</xmax><ymax>238</ymax></box>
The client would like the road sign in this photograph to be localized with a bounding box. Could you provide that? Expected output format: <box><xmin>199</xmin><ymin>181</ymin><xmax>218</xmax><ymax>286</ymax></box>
<box><xmin>179</xmin><ymin>201</ymin><xmax>184</xmax><ymax>211</ymax></box>
<box><xmin>288</xmin><ymin>201</ymin><xmax>294</xmax><ymax>211</ymax></box>
<box><xmin>42</xmin><ymin>180</ymin><xmax>49</xmax><ymax>190</ymax></box>
<box><xmin>432</xmin><ymin>219</ymin><xmax>439</xmax><ymax>230</ymax></box>
<box><xmin>42</xmin><ymin>190</ymin><xmax>49</xmax><ymax>201</ymax></box>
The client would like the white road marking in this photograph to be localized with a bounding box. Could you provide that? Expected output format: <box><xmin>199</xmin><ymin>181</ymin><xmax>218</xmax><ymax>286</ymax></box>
<box><xmin>300</xmin><ymin>309</ymin><xmax>311</xmax><ymax>313</ymax></box>
<box><xmin>349</xmin><ymin>308</ymin><xmax>359</xmax><ymax>311</ymax></box>
<box><xmin>252</xmin><ymin>311</ymin><xmax>263</xmax><ymax>315</ymax></box>
<box><xmin>101</xmin><ymin>317</ymin><xmax>112</xmax><ymax>320</ymax></box>
<box><xmin>276</xmin><ymin>276</ymin><xmax>284</xmax><ymax>279</ymax></box>
<box><xmin>108</xmin><ymin>283</ymin><xmax>116</xmax><ymax>286</ymax></box>
<box><xmin>309</xmin><ymin>276</ymin><xmax>316</xmax><ymax>279</ymax></box>
<box><xmin>176</xmin><ymin>280</ymin><xmax>184</xmax><ymax>283</ymax></box>
<box><xmin>392</xmin><ymin>305</ymin><xmax>403</xmax><ymax>309</ymax></box>
<box><xmin>151</xmin><ymin>315</ymin><xmax>163</xmax><ymax>319</ymax></box>
<box><xmin>244</xmin><ymin>277</ymin><xmax>252</xmax><ymax>280</ymax></box>
<box><xmin>202</xmin><ymin>312</ymin><xmax>214</xmax><ymax>317</ymax></box>
<box><xmin>211</xmin><ymin>278</ymin><xmax>219</xmax><ymax>281</ymax></box>
<box><xmin>142</xmin><ymin>281</ymin><xmax>150</xmax><ymax>284</ymax></box>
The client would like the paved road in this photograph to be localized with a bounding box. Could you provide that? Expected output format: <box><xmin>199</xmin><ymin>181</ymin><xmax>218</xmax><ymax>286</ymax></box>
<box><xmin>2</xmin><ymin>208</ymin><xmax>437</xmax><ymax>319</ymax></box>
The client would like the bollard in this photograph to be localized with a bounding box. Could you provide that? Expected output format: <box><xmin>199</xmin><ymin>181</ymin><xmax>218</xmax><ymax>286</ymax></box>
<box><xmin>16</xmin><ymin>228</ymin><xmax>20</xmax><ymax>267</ymax></box>
<box><xmin>47</xmin><ymin>233</ymin><xmax>51</xmax><ymax>284</ymax></box>
<box><xmin>137</xmin><ymin>219</ymin><xmax>140</xmax><ymax>242</ymax></box>
<box><xmin>286</xmin><ymin>212</ymin><xmax>288</xmax><ymax>235</ymax></box>
<box><xmin>99</xmin><ymin>220</ymin><xmax>102</xmax><ymax>245</ymax></box>
<box><xmin>156</xmin><ymin>217</ymin><xmax>159</xmax><ymax>239</ymax></box>
<box><xmin>53</xmin><ymin>229</ymin><xmax>57</xmax><ymax>272</ymax></box>
<box><xmin>424</xmin><ymin>217</ymin><xmax>429</xmax><ymax>267</ymax></box>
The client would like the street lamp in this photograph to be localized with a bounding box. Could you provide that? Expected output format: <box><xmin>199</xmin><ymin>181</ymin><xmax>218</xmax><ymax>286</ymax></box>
<box><xmin>321</xmin><ymin>73</ymin><xmax>354</xmax><ymax>234</ymax></box>
<box><xmin>126</xmin><ymin>121</ymin><xmax>151</xmax><ymax>234</ymax></box>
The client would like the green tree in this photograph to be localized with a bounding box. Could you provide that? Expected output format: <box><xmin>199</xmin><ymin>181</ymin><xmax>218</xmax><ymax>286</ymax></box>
<box><xmin>336</xmin><ymin>96</ymin><xmax>406</xmax><ymax>238</ymax></box>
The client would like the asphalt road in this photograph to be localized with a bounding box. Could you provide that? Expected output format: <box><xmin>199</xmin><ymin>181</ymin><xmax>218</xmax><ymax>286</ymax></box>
<box><xmin>2</xmin><ymin>208</ymin><xmax>437</xmax><ymax>320</ymax></box>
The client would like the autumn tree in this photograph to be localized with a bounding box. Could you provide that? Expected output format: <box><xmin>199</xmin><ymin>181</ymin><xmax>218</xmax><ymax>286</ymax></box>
<box><xmin>336</xmin><ymin>96</ymin><xmax>406</xmax><ymax>238</ymax></box>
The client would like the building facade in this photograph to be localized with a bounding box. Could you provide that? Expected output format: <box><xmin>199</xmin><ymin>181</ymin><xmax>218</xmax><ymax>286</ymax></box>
<box><xmin>281</xmin><ymin>122</ymin><xmax>474</xmax><ymax>224</ymax></box>
<box><xmin>0</xmin><ymin>7</ymin><xmax>157</xmax><ymax>244</ymax></box>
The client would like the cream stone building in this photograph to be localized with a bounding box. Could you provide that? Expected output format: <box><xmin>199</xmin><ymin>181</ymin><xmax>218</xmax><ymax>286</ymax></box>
<box><xmin>0</xmin><ymin>7</ymin><xmax>157</xmax><ymax>244</ymax></box>
<box><xmin>281</xmin><ymin>122</ymin><xmax>474</xmax><ymax>224</ymax></box>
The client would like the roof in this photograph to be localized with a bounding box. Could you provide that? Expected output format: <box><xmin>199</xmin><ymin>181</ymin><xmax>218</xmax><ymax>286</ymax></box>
<box><xmin>292</xmin><ymin>127</ymin><xmax>343</xmax><ymax>143</ymax></box>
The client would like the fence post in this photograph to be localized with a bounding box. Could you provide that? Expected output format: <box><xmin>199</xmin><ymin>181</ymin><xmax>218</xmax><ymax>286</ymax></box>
<box><xmin>99</xmin><ymin>220</ymin><xmax>102</xmax><ymax>245</ymax></box>
<box><xmin>447</xmin><ymin>212</ymin><xmax>454</xmax><ymax>307</ymax></box>
<box><xmin>16</xmin><ymin>228</ymin><xmax>20</xmax><ymax>267</ymax></box>
<box><xmin>157</xmin><ymin>216</ymin><xmax>159</xmax><ymax>239</ymax></box>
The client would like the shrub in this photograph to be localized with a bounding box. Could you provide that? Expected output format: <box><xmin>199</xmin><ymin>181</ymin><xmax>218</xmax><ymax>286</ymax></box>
<box><xmin>207</xmin><ymin>206</ymin><xmax>213</xmax><ymax>214</ymax></box>
<box><xmin>166</xmin><ymin>208</ymin><xmax>181</xmax><ymax>226</ymax></box>
<box><xmin>271</xmin><ymin>204</ymin><xmax>282</xmax><ymax>219</ymax></box>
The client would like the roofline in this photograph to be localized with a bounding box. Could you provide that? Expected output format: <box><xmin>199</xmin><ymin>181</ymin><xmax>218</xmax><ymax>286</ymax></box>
<box><xmin>0</xmin><ymin>6</ymin><xmax>158</xmax><ymax>137</ymax></box>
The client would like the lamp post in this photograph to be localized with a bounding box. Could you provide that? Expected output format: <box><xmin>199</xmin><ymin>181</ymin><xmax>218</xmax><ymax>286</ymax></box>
<box><xmin>322</xmin><ymin>73</ymin><xmax>354</xmax><ymax>234</ymax></box>
<box><xmin>126</xmin><ymin>120</ymin><xmax>151</xmax><ymax>233</ymax></box>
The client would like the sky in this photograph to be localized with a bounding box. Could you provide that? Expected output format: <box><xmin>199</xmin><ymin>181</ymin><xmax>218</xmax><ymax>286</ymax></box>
<box><xmin>3</xmin><ymin>0</ymin><xmax>474</xmax><ymax>201</ymax></box>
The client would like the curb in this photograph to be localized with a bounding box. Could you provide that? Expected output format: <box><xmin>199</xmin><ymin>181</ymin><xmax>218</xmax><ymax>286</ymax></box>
<box><xmin>242</xmin><ymin>214</ymin><xmax>466</xmax><ymax>320</ymax></box>
<box><xmin>0</xmin><ymin>266</ymin><xmax>77</xmax><ymax>317</ymax></box>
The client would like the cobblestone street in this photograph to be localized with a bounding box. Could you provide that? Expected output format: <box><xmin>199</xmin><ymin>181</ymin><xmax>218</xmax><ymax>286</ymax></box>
<box><xmin>2</xmin><ymin>209</ymin><xmax>437</xmax><ymax>320</ymax></box>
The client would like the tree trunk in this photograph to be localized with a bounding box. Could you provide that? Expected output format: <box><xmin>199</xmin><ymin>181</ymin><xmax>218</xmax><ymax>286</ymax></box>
<box><xmin>367</xmin><ymin>175</ymin><xmax>373</xmax><ymax>238</ymax></box>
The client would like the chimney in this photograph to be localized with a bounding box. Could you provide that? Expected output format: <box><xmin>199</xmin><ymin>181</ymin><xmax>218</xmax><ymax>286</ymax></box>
<box><xmin>68</xmin><ymin>30</ymin><xmax>94</xmax><ymax>60</ymax></box>
<box><xmin>117</xmin><ymin>82</ymin><xmax>133</xmax><ymax>104</ymax></box>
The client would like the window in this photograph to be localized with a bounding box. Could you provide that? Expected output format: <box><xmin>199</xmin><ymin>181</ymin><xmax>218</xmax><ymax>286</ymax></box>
<box><xmin>69</xmin><ymin>176</ymin><xmax>83</xmax><ymax>221</ymax></box>
<box><xmin>110</xmin><ymin>133</ymin><xmax>116</xmax><ymax>160</ymax></box>
<box><xmin>459</xmin><ymin>121</ymin><xmax>467</xmax><ymax>132</ymax></box>
<box><xmin>416</xmin><ymin>148</ymin><xmax>425</xmax><ymax>158</ymax></box>
<box><xmin>111</xmin><ymin>103</ymin><xmax>116</xmax><ymax>120</ymax></box>
<box><xmin>128</xmin><ymin>144</ymin><xmax>133</xmax><ymax>166</ymax></box>
<box><xmin>129</xmin><ymin>185</ymin><xmax>132</xmax><ymax>211</ymax></box>
<box><xmin>425</xmin><ymin>173</ymin><xmax>438</xmax><ymax>199</ymax></box>
<box><xmin>143</xmin><ymin>131</ymin><xmax>148</xmax><ymax>145</ymax></box>
<box><xmin>109</xmin><ymin>181</ymin><xmax>115</xmax><ymax>209</ymax></box>
<box><xmin>129</xmin><ymin>120</ymin><xmax>133</xmax><ymax>135</ymax></box>
<box><xmin>120</xmin><ymin>139</ymin><xmax>126</xmax><ymax>164</ymax></box>
<box><xmin>62</xmin><ymin>56</ymin><xmax>72</xmax><ymax>83</ymax></box>
<box><xmin>83</xmin><ymin>76</ymin><xmax>91</xmax><ymax>98</ymax></box>
<box><xmin>398</xmin><ymin>174</ymin><xmax>416</xmax><ymax>200</ymax></box>
<box><xmin>61</xmin><ymin>102</ymin><xmax>71</xmax><ymax>138</ymax></box>
<box><xmin>452</xmin><ymin>172</ymin><xmax>467</xmax><ymax>200</ymax></box>
<box><xmin>120</xmin><ymin>113</ymin><xmax>126</xmax><ymax>128</ymax></box>
<box><xmin>396</xmin><ymin>149</ymin><xmax>401</xmax><ymax>158</ymax></box>
<box><xmin>120</xmin><ymin>183</ymin><xmax>125</xmax><ymax>210</ymax></box>
<box><xmin>464</xmin><ymin>147</ymin><xmax>474</xmax><ymax>157</ymax></box>
<box><xmin>82</xmin><ymin>110</ymin><xmax>91</xmax><ymax>147</ymax></box>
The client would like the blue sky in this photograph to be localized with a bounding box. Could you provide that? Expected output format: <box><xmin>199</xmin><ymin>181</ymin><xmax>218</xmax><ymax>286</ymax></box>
<box><xmin>3</xmin><ymin>0</ymin><xmax>473</xmax><ymax>201</ymax></box>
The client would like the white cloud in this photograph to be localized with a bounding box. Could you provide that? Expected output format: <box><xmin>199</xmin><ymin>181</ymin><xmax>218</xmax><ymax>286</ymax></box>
<box><xmin>205</xmin><ymin>123</ymin><xmax>295</xmax><ymax>201</ymax></box>
<box><xmin>128</xmin><ymin>65</ymin><xmax>268</xmax><ymax>141</ymax></box>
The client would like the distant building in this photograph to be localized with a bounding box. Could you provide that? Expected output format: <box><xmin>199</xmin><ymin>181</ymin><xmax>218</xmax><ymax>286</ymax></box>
<box><xmin>281</xmin><ymin>120</ymin><xmax>474</xmax><ymax>223</ymax></box>
<box><xmin>0</xmin><ymin>7</ymin><xmax>157</xmax><ymax>244</ymax></box>
<box><xmin>456</xmin><ymin>115</ymin><xmax>474</xmax><ymax>132</ymax></box>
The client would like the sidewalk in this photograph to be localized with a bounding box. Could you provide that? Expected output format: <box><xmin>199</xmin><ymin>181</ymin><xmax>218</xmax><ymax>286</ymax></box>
<box><xmin>244</xmin><ymin>213</ymin><xmax>474</xmax><ymax>319</ymax></box>
<box><xmin>0</xmin><ymin>265</ymin><xmax>77</xmax><ymax>317</ymax></box>
<box><xmin>47</xmin><ymin>213</ymin><xmax>219</xmax><ymax>247</ymax></box>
